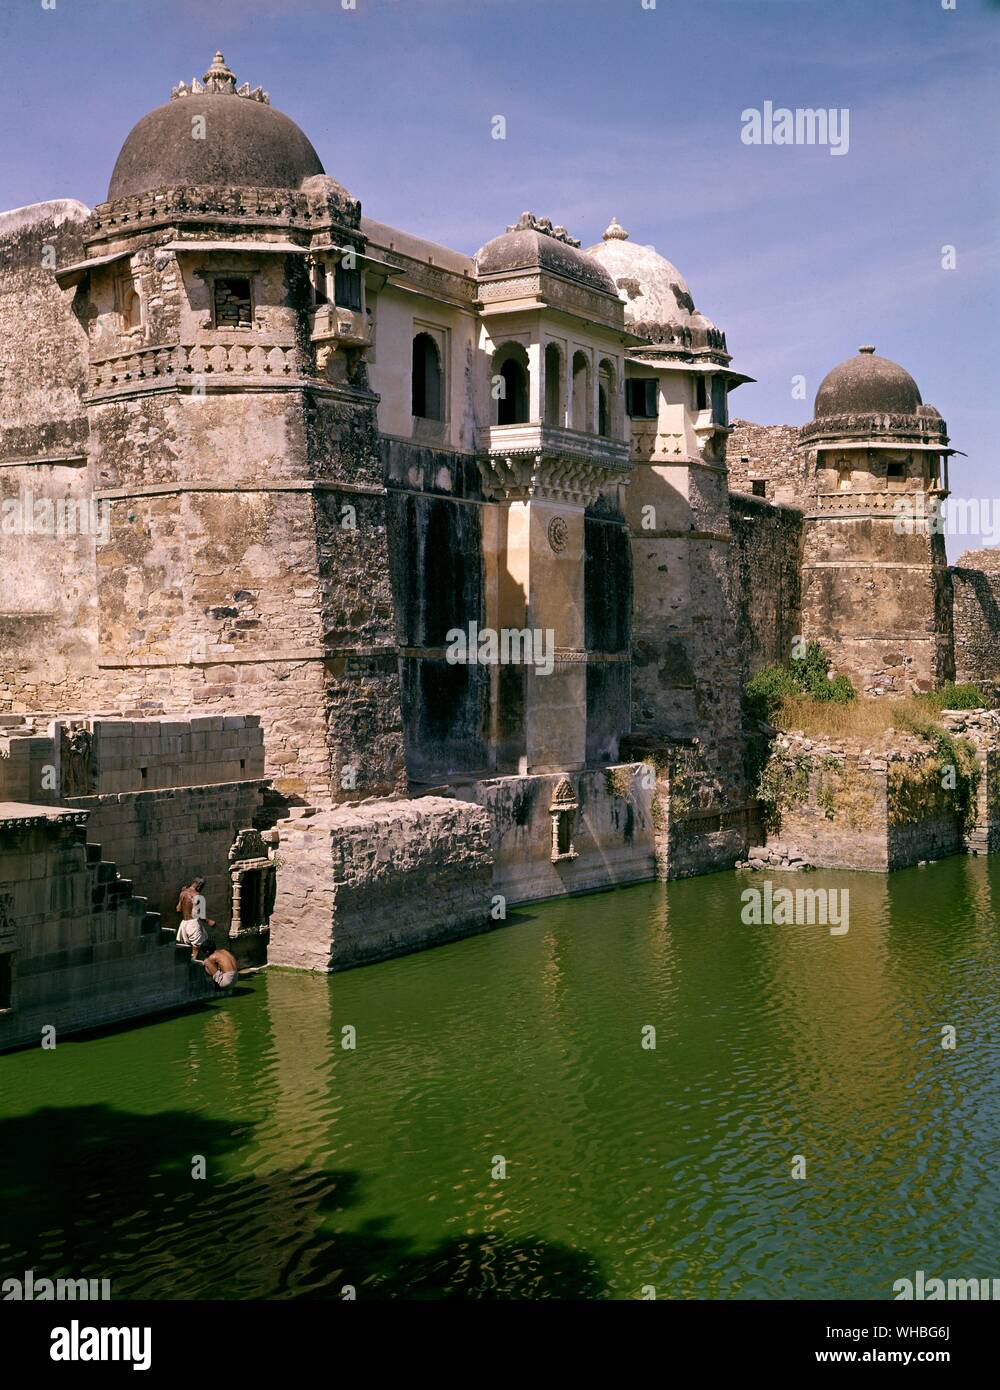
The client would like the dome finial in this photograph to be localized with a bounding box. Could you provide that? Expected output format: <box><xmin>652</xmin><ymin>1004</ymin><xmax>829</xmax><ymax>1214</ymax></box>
<box><xmin>859</xmin><ymin>344</ymin><xmax>876</xmax><ymax>354</ymax></box>
<box><xmin>203</xmin><ymin>50</ymin><xmax>237</xmax><ymax>93</ymax></box>
<box><xmin>172</xmin><ymin>52</ymin><xmax>270</xmax><ymax>102</ymax></box>
<box><xmin>603</xmin><ymin>216</ymin><xmax>629</xmax><ymax>241</ymax></box>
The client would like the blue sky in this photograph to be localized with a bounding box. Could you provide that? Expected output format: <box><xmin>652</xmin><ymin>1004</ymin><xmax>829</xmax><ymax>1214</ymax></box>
<box><xmin>1</xmin><ymin>0</ymin><xmax>996</xmax><ymax>558</ymax></box>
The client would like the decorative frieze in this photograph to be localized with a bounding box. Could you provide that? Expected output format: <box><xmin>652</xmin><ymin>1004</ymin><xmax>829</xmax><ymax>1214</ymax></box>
<box><xmin>808</xmin><ymin>490</ymin><xmax>944</xmax><ymax>517</ymax></box>
<box><xmin>88</xmin><ymin>341</ymin><xmax>307</xmax><ymax>393</ymax></box>
<box><xmin>802</xmin><ymin>411</ymin><xmax>949</xmax><ymax>447</ymax></box>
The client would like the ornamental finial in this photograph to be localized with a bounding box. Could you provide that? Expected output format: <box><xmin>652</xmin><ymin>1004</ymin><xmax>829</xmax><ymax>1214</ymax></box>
<box><xmin>504</xmin><ymin>211</ymin><xmax>581</xmax><ymax>248</ymax></box>
<box><xmin>603</xmin><ymin>216</ymin><xmax>629</xmax><ymax>241</ymax></box>
<box><xmin>203</xmin><ymin>51</ymin><xmax>236</xmax><ymax>93</ymax></box>
<box><xmin>171</xmin><ymin>52</ymin><xmax>270</xmax><ymax>102</ymax></box>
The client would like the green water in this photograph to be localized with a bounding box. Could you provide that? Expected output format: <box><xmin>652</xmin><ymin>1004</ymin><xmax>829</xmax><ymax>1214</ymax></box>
<box><xmin>3</xmin><ymin>857</ymin><xmax>999</xmax><ymax>1300</ymax></box>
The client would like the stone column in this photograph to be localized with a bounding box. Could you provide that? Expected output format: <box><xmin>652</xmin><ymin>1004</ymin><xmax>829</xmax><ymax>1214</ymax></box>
<box><xmin>480</xmin><ymin>442</ymin><xmax>627</xmax><ymax>775</ymax></box>
<box><xmin>501</xmin><ymin>493</ymin><xmax>586</xmax><ymax>773</ymax></box>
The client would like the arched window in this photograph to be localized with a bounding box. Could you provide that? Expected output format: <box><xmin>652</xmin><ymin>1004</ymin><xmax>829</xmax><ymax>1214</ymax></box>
<box><xmin>494</xmin><ymin>344</ymin><xmax>529</xmax><ymax>425</ymax></box>
<box><xmin>598</xmin><ymin>359</ymin><xmax>616</xmax><ymax>438</ymax></box>
<box><xmin>115</xmin><ymin>269</ymin><xmax>142</xmax><ymax>331</ymax></box>
<box><xmin>123</xmin><ymin>287</ymin><xmax>141</xmax><ymax>330</ymax></box>
<box><xmin>544</xmin><ymin>342</ymin><xmax>563</xmax><ymax>426</ymax></box>
<box><xmin>412</xmin><ymin>332</ymin><xmax>443</xmax><ymax>420</ymax></box>
<box><xmin>572</xmin><ymin>351</ymin><xmax>591</xmax><ymax>432</ymax></box>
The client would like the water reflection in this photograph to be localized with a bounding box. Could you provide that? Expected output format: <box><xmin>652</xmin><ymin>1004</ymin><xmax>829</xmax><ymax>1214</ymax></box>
<box><xmin>2</xmin><ymin>858</ymin><xmax>998</xmax><ymax>1299</ymax></box>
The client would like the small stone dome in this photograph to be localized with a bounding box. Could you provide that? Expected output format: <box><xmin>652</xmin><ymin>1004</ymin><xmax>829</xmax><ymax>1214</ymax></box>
<box><xmin>107</xmin><ymin>52</ymin><xmax>325</xmax><ymax>201</ymax></box>
<box><xmin>476</xmin><ymin>212</ymin><xmax>618</xmax><ymax>296</ymax></box>
<box><xmin>814</xmin><ymin>346</ymin><xmax>922</xmax><ymax>418</ymax></box>
<box><xmin>585</xmin><ymin>218</ymin><xmax>704</xmax><ymax>330</ymax></box>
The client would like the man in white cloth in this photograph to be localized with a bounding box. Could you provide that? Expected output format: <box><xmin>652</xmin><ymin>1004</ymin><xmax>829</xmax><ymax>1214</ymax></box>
<box><xmin>201</xmin><ymin>947</ymin><xmax>239</xmax><ymax>990</ymax></box>
<box><xmin>175</xmin><ymin>876</ymin><xmax>215</xmax><ymax>959</ymax></box>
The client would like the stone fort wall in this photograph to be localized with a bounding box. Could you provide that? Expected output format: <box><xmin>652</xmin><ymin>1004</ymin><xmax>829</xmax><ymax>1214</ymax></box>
<box><xmin>0</xmin><ymin>807</ymin><xmax>214</xmax><ymax>1052</ymax></box>
<box><xmin>0</xmin><ymin>202</ymin><xmax>98</xmax><ymax>711</ymax></box>
<box><xmin>727</xmin><ymin>420</ymin><xmax>806</xmax><ymax>506</ymax></box>
<box><xmin>0</xmin><ymin>714</ymin><xmax>268</xmax><ymax>932</ymax></box>
<box><xmin>727</xmin><ymin>493</ymin><xmax>803</xmax><ymax>683</ymax></box>
<box><xmin>951</xmin><ymin>550</ymin><xmax>1000</xmax><ymax>687</ymax></box>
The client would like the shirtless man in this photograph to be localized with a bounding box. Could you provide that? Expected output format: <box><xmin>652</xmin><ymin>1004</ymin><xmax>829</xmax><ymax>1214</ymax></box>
<box><xmin>175</xmin><ymin>877</ymin><xmax>216</xmax><ymax>959</ymax></box>
<box><xmin>201</xmin><ymin>947</ymin><xmax>239</xmax><ymax>990</ymax></box>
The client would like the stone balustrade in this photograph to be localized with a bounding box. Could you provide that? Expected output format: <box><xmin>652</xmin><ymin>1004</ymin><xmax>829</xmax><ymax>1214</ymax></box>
<box><xmin>89</xmin><ymin>341</ymin><xmax>305</xmax><ymax>393</ymax></box>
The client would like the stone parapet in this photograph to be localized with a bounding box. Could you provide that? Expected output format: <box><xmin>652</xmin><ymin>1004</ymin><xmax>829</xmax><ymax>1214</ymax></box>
<box><xmin>268</xmin><ymin>796</ymin><xmax>493</xmax><ymax>971</ymax></box>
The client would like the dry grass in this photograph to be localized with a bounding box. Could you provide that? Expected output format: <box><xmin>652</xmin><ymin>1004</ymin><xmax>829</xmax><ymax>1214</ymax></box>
<box><xmin>775</xmin><ymin>695</ymin><xmax>937</xmax><ymax>741</ymax></box>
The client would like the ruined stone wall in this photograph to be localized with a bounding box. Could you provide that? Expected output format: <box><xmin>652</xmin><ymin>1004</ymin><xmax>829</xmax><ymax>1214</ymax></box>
<box><xmin>66</xmin><ymin>782</ymin><xmax>264</xmax><ymax>938</ymax></box>
<box><xmin>940</xmin><ymin>708</ymin><xmax>1000</xmax><ymax>855</ymax></box>
<box><xmin>0</xmin><ymin>201</ymin><xmax>99</xmax><ymax>712</ymax></box>
<box><xmin>727</xmin><ymin>421</ymin><xmax>806</xmax><ymax>505</ymax></box>
<box><xmin>744</xmin><ymin>732</ymin><xmax>969</xmax><ymax>872</ymax></box>
<box><xmin>0</xmin><ymin>714</ymin><xmax>265</xmax><ymax>801</ymax></box>
<box><xmin>727</xmin><ymin>494</ymin><xmax>803</xmax><ymax>682</ymax></box>
<box><xmin>0</xmin><ymin>714</ymin><xmax>267</xmax><ymax>930</ymax></box>
<box><xmin>950</xmin><ymin>551</ymin><xmax>1000</xmax><ymax>686</ymax></box>
<box><xmin>268</xmin><ymin>795</ymin><xmax>493</xmax><ymax>970</ymax></box>
<box><xmin>661</xmin><ymin>741</ymin><xmax>753</xmax><ymax>879</ymax></box>
<box><xmin>458</xmin><ymin>765</ymin><xmax>654</xmax><ymax>904</ymax></box>
<box><xmin>0</xmin><ymin>809</ymin><xmax>213</xmax><ymax>1052</ymax></box>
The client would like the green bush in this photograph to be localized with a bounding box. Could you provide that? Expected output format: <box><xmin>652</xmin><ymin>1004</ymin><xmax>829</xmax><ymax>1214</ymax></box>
<box><xmin>744</xmin><ymin>664</ymin><xmax>799</xmax><ymax>721</ymax></box>
<box><xmin>744</xmin><ymin>643</ymin><xmax>856</xmax><ymax>720</ymax></box>
<box><xmin>918</xmin><ymin>681</ymin><xmax>989</xmax><ymax>712</ymax></box>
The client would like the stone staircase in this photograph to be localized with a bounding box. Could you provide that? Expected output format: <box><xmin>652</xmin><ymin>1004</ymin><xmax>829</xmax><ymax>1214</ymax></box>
<box><xmin>84</xmin><ymin>838</ymin><xmax>164</xmax><ymax>935</ymax></box>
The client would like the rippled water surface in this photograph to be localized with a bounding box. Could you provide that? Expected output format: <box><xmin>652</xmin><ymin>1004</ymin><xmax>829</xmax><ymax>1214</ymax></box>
<box><xmin>3</xmin><ymin>856</ymin><xmax>1000</xmax><ymax>1299</ymax></box>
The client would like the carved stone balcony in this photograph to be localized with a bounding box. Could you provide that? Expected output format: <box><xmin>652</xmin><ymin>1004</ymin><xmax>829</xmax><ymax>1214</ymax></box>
<box><xmin>475</xmin><ymin>422</ymin><xmax>630</xmax><ymax>505</ymax></box>
<box><xmin>808</xmin><ymin>488</ymin><xmax>949</xmax><ymax>518</ymax></box>
<box><xmin>87</xmin><ymin>340</ymin><xmax>308</xmax><ymax>397</ymax></box>
<box><xmin>310</xmin><ymin>304</ymin><xmax>370</xmax><ymax>350</ymax></box>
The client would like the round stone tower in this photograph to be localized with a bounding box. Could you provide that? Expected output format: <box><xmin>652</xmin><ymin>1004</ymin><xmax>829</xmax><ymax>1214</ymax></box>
<box><xmin>800</xmin><ymin>346</ymin><xmax>957</xmax><ymax>694</ymax></box>
<box><xmin>57</xmin><ymin>52</ymin><xmax>405</xmax><ymax>801</ymax></box>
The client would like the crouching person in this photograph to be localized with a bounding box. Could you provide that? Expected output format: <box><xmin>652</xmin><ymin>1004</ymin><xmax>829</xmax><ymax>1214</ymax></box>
<box><xmin>201</xmin><ymin>947</ymin><xmax>239</xmax><ymax>990</ymax></box>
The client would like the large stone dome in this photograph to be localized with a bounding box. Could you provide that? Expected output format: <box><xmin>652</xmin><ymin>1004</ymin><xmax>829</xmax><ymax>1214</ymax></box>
<box><xmin>476</xmin><ymin>213</ymin><xmax>618</xmax><ymax>296</ymax></box>
<box><xmin>107</xmin><ymin>52</ymin><xmax>325</xmax><ymax>201</ymax></box>
<box><xmin>814</xmin><ymin>346</ymin><xmax>922</xmax><ymax>418</ymax></box>
<box><xmin>586</xmin><ymin>218</ymin><xmax>696</xmax><ymax>324</ymax></box>
<box><xmin>585</xmin><ymin>218</ymin><xmax>726</xmax><ymax>351</ymax></box>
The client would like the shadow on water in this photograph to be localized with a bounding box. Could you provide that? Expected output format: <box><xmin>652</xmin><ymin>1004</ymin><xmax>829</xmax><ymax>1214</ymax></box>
<box><xmin>0</xmin><ymin>1105</ymin><xmax>605</xmax><ymax>1301</ymax></box>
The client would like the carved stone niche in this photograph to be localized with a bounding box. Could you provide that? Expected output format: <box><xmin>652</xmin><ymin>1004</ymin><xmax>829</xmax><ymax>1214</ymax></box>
<box><xmin>228</xmin><ymin>828</ymin><xmax>276</xmax><ymax>936</ymax></box>
<box><xmin>549</xmin><ymin>776</ymin><xmax>579</xmax><ymax>863</ymax></box>
<box><xmin>60</xmin><ymin>725</ymin><xmax>95</xmax><ymax>798</ymax></box>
